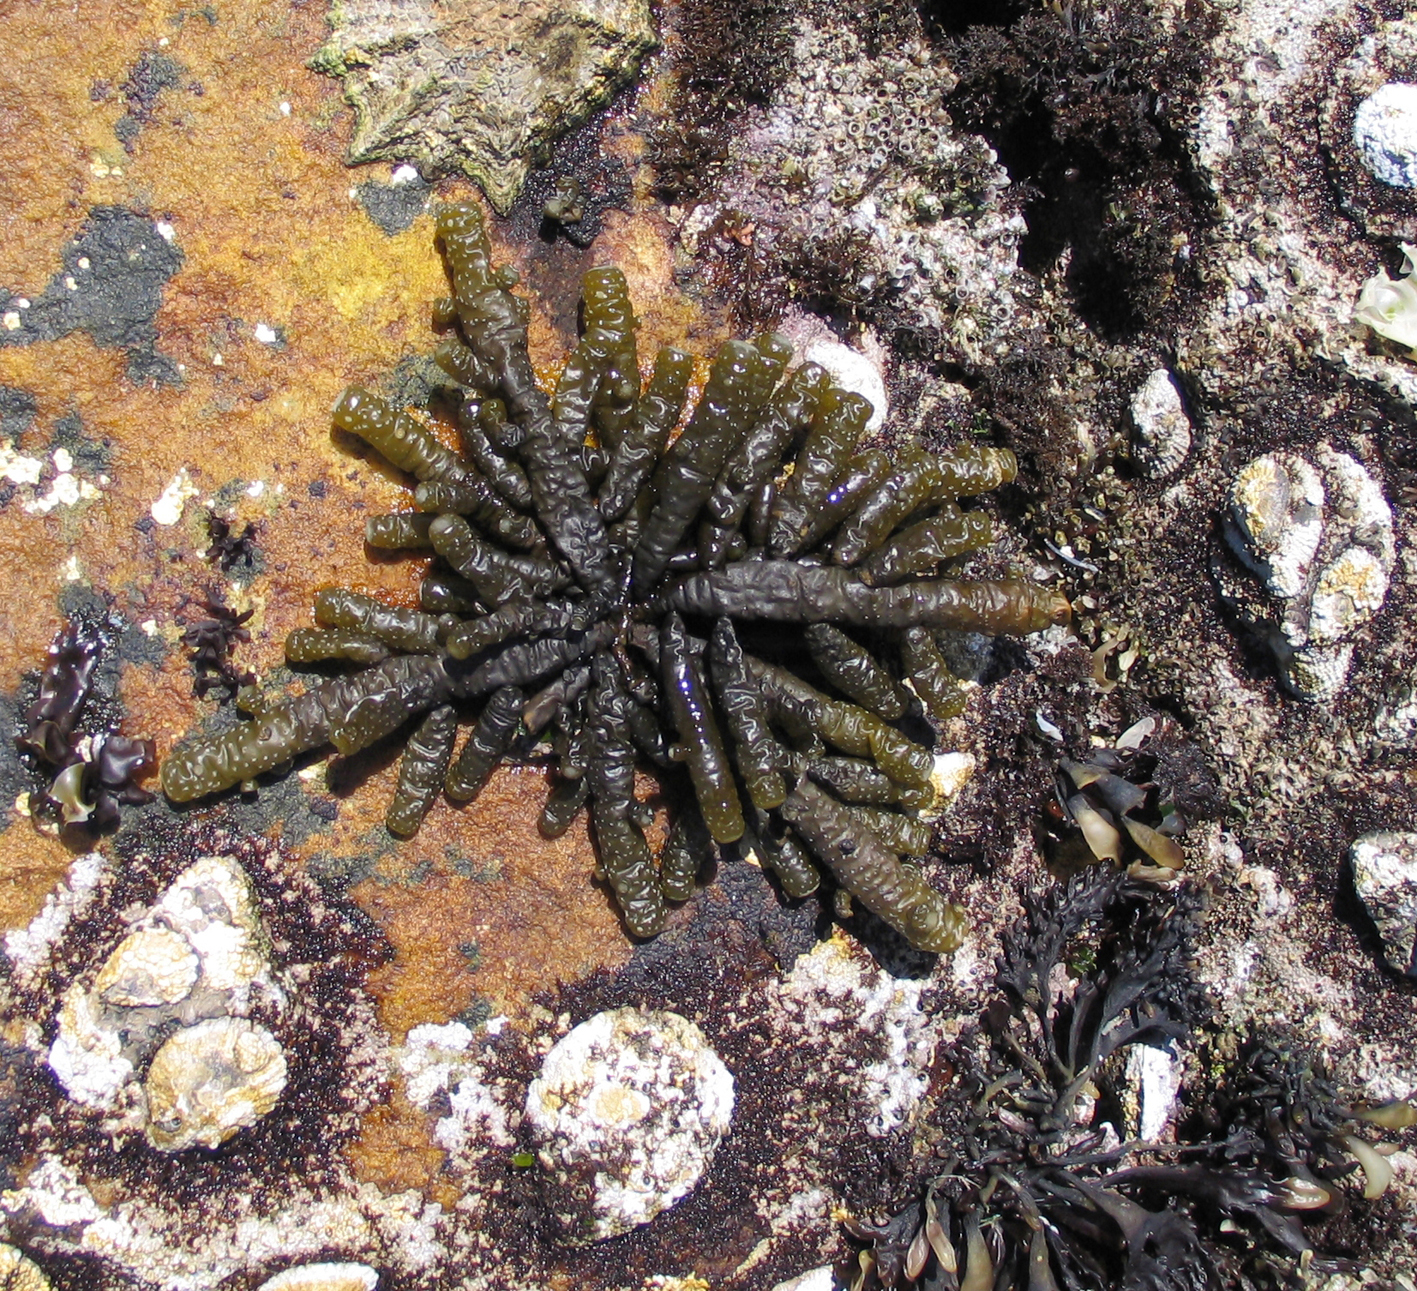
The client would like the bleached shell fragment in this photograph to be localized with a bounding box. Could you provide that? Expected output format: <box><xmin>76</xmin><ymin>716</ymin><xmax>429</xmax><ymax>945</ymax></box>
<box><xmin>1226</xmin><ymin>452</ymin><xmax>1324</xmax><ymax>599</ymax></box>
<box><xmin>255</xmin><ymin>1264</ymin><xmax>380</xmax><ymax>1291</ymax></box>
<box><xmin>1128</xmin><ymin>368</ymin><xmax>1191</xmax><ymax>478</ymax></box>
<box><xmin>1353</xmin><ymin>83</ymin><xmax>1417</xmax><ymax>189</ymax></box>
<box><xmin>1354</xmin><ymin>250</ymin><xmax>1417</xmax><ymax>352</ymax></box>
<box><xmin>916</xmin><ymin>750</ymin><xmax>975</xmax><ymax>823</ymax></box>
<box><xmin>143</xmin><ymin>1016</ymin><xmax>288</xmax><ymax>1151</ymax></box>
<box><xmin>0</xmin><ymin>1244</ymin><xmax>52</xmax><ymax>1291</ymax></box>
<box><xmin>93</xmin><ymin>927</ymin><xmax>199</xmax><ymax>1007</ymax></box>
<box><xmin>524</xmin><ymin>1007</ymin><xmax>734</xmax><ymax>1244</ymax></box>
<box><xmin>154</xmin><ymin>855</ymin><xmax>267</xmax><ymax>993</ymax></box>
<box><xmin>1308</xmin><ymin>546</ymin><xmax>1388</xmax><ymax>644</ymax></box>
<box><xmin>1350</xmin><ymin>831</ymin><xmax>1417</xmax><ymax>976</ymax></box>
<box><xmin>1285</xmin><ymin>642</ymin><xmax>1355</xmax><ymax>704</ymax></box>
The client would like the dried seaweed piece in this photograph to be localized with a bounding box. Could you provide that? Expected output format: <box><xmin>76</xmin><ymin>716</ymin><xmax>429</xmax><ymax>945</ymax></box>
<box><xmin>20</xmin><ymin>625</ymin><xmax>101</xmax><ymax>763</ymax></box>
<box><xmin>180</xmin><ymin>595</ymin><xmax>255</xmax><ymax>702</ymax></box>
<box><xmin>204</xmin><ymin>512</ymin><xmax>260</xmax><ymax>573</ymax></box>
<box><xmin>782</xmin><ymin>778</ymin><xmax>963</xmax><ymax>953</ymax></box>
<box><xmin>387</xmin><ymin>704</ymin><xmax>457</xmax><ymax>836</ymax></box>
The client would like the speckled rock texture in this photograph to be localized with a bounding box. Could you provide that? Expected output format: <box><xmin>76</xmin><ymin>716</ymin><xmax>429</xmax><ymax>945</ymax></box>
<box><xmin>1</xmin><ymin>0</ymin><xmax>1416</xmax><ymax>1285</ymax></box>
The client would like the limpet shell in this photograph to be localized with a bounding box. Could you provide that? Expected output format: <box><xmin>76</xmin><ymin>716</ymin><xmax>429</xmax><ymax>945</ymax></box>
<box><xmin>93</xmin><ymin>927</ymin><xmax>199</xmax><ymax>1008</ymax></box>
<box><xmin>525</xmin><ymin>1007</ymin><xmax>734</xmax><ymax>1244</ymax></box>
<box><xmin>1129</xmin><ymin>368</ymin><xmax>1192</xmax><ymax>479</ymax></box>
<box><xmin>143</xmin><ymin>1016</ymin><xmax>288</xmax><ymax>1151</ymax></box>
<box><xmin>1226</xmin><ymin>452</ymin><xmax>1324</xmax><ymax>599</ymax></box>
<box><xmin>255</xmin><ymin>1265</ymin><xmax>379</xmax><ymax>1291</ymax></box>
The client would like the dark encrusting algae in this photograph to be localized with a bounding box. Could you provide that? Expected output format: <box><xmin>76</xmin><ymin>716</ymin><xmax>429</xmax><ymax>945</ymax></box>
<box><xmin>160</xmin><ymin>202</ymin><xmax>1071</xmax><ymax>951</ymax></box>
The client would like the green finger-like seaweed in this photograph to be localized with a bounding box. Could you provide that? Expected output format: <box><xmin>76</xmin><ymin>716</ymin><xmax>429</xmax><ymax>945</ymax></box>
<box><xmin>161</xmin><ymin>201</ymin><xmax>1071</xmax><ymax>949</ymax></box>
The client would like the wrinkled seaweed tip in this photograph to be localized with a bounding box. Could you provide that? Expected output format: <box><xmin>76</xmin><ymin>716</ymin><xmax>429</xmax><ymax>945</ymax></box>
<box><xmin>332</xmin><ymin>385</ymin><xmax>371</xmax><ymax>422</ymax></box>
<box><xmin>1047</xmin><ymin>592</ymin><xmax>1073</xmax><ymax>628</ymax></box>
<box><xmin>158</xmin><ymin>750</ymin><xmax>205</xmax><ymax>803</ymax></box>
<box><xmin>911</xmin><ymin>909</ymin><xmax>966</xmax><ymax>955</ymax></box>
<box><xmin>434</xmin><ymin>202</ymin><xmax>487</xmax><ymax>241</ymax></box>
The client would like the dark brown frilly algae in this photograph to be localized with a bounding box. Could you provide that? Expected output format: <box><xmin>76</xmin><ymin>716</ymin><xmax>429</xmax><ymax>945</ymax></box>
<box><xmin>161</xmin><ymin>202</ymin><xmax>1070</xmax><ymax>952</ymax></box>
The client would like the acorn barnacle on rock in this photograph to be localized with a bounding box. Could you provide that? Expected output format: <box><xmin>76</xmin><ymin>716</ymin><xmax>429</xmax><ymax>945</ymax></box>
<box><xmin>160</xmin><ymin>203</ymin><xmax>1070</xmax><ymax>952</ymax></box>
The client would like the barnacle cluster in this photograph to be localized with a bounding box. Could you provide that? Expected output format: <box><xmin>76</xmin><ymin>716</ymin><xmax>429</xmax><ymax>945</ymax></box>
<box><xmin>160</xmin><ymin>203</ymin><xmax>1070</xmax><ymax>951</ymax></box>
<box><xmin>844</xmin><ymin>871</ymin><xmax>1415</xmax><ymax>1290</ymax></box>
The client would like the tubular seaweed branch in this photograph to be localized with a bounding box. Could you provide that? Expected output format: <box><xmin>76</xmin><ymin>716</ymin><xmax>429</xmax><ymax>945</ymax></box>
<box><xmin>160</xmin><ymin>202</ymin><xmax>1071</xmax><ymax>948</ymax></box>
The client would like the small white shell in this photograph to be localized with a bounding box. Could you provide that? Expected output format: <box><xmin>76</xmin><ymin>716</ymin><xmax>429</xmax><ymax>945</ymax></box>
<box><xmin>144</xmin><ymin>1017</ymin><xmax>288</xmax><ymax>1152</ymax></box>
<box><xmin>1129</xmin><ymin>369</ymin><xmax>1192</xmax><ymax>479</ymax></box>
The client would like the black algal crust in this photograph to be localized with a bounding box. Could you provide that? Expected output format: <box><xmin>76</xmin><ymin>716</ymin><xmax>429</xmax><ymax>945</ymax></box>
<box><xmin>161</xmin><ymin>202</ymin><xmax>1071</xmax><ymax>950</ymax></box>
